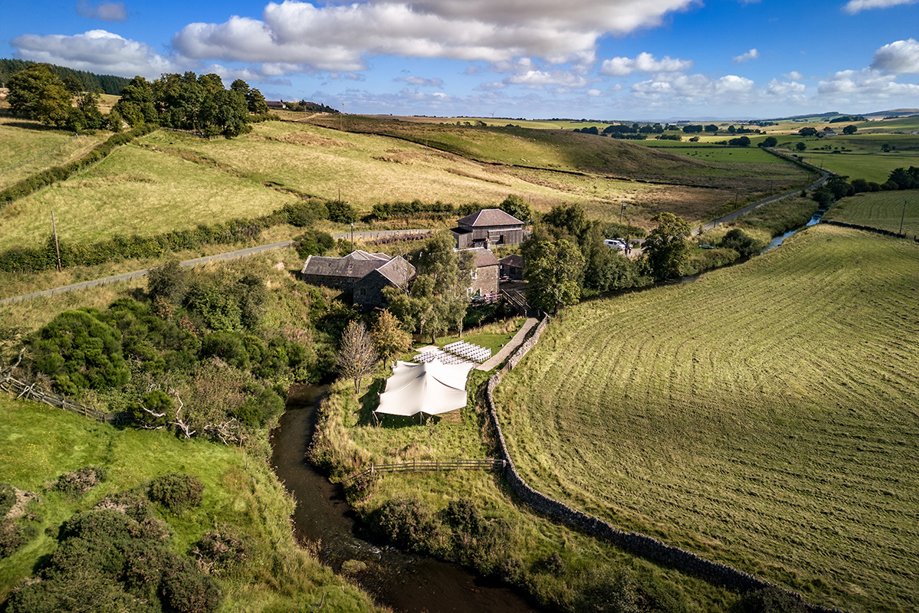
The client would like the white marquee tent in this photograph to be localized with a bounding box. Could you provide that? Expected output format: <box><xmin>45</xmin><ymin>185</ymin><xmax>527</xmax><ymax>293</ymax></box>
<box><xmin>376</xmin><ymin>359</ymin><xmax>473</xmax><ymax>417</ymax></box>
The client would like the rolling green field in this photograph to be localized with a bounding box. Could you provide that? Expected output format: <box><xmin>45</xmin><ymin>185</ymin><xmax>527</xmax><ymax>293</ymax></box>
<box><xmin>795</xmin><ymin>150</ymin><xmax>919</xmax><ymax>184</ymax></box>
<box><xmin>825</xmin><ymin>190</ymin><xmax>919</xmax><ymax>235</ymax></box>
<box><xmin>0</xmin><ymin>141</ymin><xmax>300</xmax><ymax>250</ymax></box>
<box><xmin>0</xmin><ymin>396</ymin><xmax>378</xmax><ymax>611</ymax></box>
<box><xmin>495</xmin><ymin>225</ymin><xmax>919</xmax><ymax>612</ymax></box>
<box><xmin>0</xmin><ymin>118</ymin><xmax>108</xmax><ymax>190</ymax></box>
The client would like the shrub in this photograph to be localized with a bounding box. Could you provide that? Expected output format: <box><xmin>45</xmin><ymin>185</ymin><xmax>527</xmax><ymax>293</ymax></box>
<box><xmin>441</xmin><ymin>498</ymin><xmax>485</xmax><ymax>536</ymax></box>
<box><xmin>373</xmin><ymin>497</ymin><xmax>447</xmax><ymax>554</ymax></box>
<box><xmin>192</xmin><ymin>524</ymin><xmax>252</xmax><ymax>573</ymax></box>
<box><xmin>53</xmin><ymin>466</ymin><xmax>108</xmax><ymax>497</ymax></box>
<box><xmin>294</xmin><ymin>229</ymin><xmax>336</xmax><ymax>258</ymax></box>
<box><xmin>0</xmin><ymin>520</ymin><xmax>36</xmax><ymax>559</ymax></box>
<box><xmin>721</xmin><ymin>228</ymin><xmax>763</xmax><ymax>258</ymax></box>
<box><xmin>148</xmin><ymin>473</ymin><xmax>204</xmax><ymax>513</ymax></box>
<box><xmin>147</xmin><ymin>259</ymin><xmax>190</xmax><ymax>305</ymax></box>
<box><xmin>163</xmin><ymin>561</ymin><xmax>222</xmax><ymax>613</ymax></box>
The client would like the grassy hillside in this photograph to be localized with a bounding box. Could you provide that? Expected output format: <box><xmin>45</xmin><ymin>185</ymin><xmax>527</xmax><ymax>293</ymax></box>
<box><xmin>0</xmin><ymin>396</ymin><xmax>379</xmax><ymax>612</ymax></box>
<box><xmin>0</xmin><ymin>141</ymin><xmax>300</xmax><ymax>250</ymax></box>
<box><xmin>825</xmin><ymin>190</ymin><xmax>919</xmax><ymax>235</ymax></box>
<box><xmin>495</xmin><ymin>225</ymin><xmax>919</xmax><ymax>613</ymax></box>
<box><xmin>0</xmin><ymin>117</ymin><xmax>108</xmax><ymax>190</ymax></box>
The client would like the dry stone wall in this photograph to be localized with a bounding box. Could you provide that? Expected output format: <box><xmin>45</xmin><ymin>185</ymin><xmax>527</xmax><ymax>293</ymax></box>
<box><xmin>485</xmin><ymin>315</ymin><xmax>847</xmax><ymax>613</ymax></box>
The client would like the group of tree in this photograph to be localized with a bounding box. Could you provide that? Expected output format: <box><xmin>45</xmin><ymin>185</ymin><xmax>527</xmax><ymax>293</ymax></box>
<box><xmin>111</xmin><ymin>73</ymin><xmax>267</xmax><ymax>137</ymax></box>
<box><xmin>810</xmin><ymin>166</ymin><xmax>919</xmax><ymax>205</ymax></box>
<box><xmin>336</xmin><ymin>310</ymin><xmax>412</xmax><ymax>393</ymax></box>
<box><xmin>5</xmin><ymin>62</ymin><xmax>270</xmax><ymax>137</ymax></box>
<box><xmin>383</xmin><ymin>232</ymin><xmax>475</xmax><ymax>342</ymax></box>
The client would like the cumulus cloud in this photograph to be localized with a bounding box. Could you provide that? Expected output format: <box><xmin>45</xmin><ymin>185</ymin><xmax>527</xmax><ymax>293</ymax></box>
<box><xmin>631</xmin><ymin>73</ymin><xmax>754</xmax><ymax>101</ymax></box>
<box><xmin>397</xmin><ymin>76</ymin><xmax>445</xmax><ymax>88</ymax></box>
<box><xmin>504</xmin><ymin>70</ymin><xmax>588</xmax><ymax>88</ymax></box>
<box><xmin>783</xmin><ymin>70</ymin><xmax>804</xmax><ymax>81</ymax></box>
<box><xmin>842</xmin><ymin>0</ymin><xmax>915</xmax><ymax>14</ymax></box>
<box><xmin>818</xmin><ymin>68</ymin><xmax>919</xmax><ymax>97</ymax></box>
<box><xmin>11</xmin><ymin>30</ymin><xmax>177</xmax><ymax>78</ymax></box>
<box><xmin>173</xmin><ymin>0</ymin><xmax>697</xmax><ymax>73</ymax></box>
<box><xmin>871</xmin><ymin>39</ymin><xmax>919</xmax><ymax>74</ymax></box>
<box><xmin>733</xmin><ymin>48</ymin><xmax>759</xmax><ymax>64</ymax></box>
<box><xmin>76</xmin><ymin>1</ymin><xmax>128</xmax><ymax>22</ymax></box>
<box><xmin>767</xmin><ymin>78</ymin><xmax>806</xmax><ymax>96</ymax></box>
<box><xmin>599</xmin><ymin>52</ymin><xmax>693</xmax><ymax>76</ymax></box>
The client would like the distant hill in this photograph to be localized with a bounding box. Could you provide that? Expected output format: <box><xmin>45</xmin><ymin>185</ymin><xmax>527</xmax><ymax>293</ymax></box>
<box><xmin>862</xmin><ymin>108</ymin><xmax>919</xmax><ymax>119</ymax></box>
<box><xmin>0</xmin><ymin>58</ymin><xmax>131</xmax><ymax>95</ymax></box>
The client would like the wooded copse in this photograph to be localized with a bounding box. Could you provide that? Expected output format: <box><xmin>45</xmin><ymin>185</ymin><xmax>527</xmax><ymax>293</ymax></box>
<box><xmin>5</xmin><ymin>63</ymin><xmax>271</xmax><ymax>137</ymax></box>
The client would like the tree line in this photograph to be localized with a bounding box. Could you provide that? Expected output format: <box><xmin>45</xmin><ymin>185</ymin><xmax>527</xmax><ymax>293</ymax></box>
<box><xmin>5</xmin><ymin>63</ymin><xmax>271</xmax><ymax>137</ymax></box>
<box><xmin>0</xmin><ymin>58</ymin><xmax>130</xmax><ymax>94</ymax></box>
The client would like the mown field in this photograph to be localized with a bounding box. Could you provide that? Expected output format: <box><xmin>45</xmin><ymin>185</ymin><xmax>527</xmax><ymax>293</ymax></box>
<box><xmin>825</xmin><ymin>190</ymin><xmax>919</xmax><ymax>236</ymax></box>
<box><xmin>794</xmin><ymin>150</ymin><xmax>919</xmax><ymax>184</ymax></box>
<box><xmin>495</xmin><ymin>225</ymin><xmax>919</xmax><ymax>612</ymax></box>
<box><xmin>0</xmin><ymin>396</ymin><xmax>378</xmax><ymax>612</ymax></box>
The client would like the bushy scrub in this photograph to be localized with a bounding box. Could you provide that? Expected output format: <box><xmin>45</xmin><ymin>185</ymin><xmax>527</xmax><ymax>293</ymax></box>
<box><xmin>0</xmin><ymin>483</ymin><xmax>15</xmax><ymax>517</ymax></box>
<box><xmin>4</xmin><ymin>509</ymin><xmax>220</xmax><ymax>613</ymax></box>
<box><xmin>721</xmin><ymin>228</ymin><xmax>764</xmax><ymax>257</ymax></box>
<box><xmin>372</xmin><ymin>497</ymin><xmax>448</xmax><ymax>555</ymax></box>
<box><xmin>148</xmin><ymin>473</ymin><xmax>204</xmax><ymax>514</ymax></box>
<box><xmin>53</xmin><ymin>465</ymin><xmax>108</xmax><ymax>497</ymax></box>
<box><xmin>27</xmin><ymin>308</ymin><xmax>130</xmax><ymax>394</ymax></box>
<box><xmin>192</xmin><ymin>524</ymin><xmax>252</xmax><ymax>574</ymax></box>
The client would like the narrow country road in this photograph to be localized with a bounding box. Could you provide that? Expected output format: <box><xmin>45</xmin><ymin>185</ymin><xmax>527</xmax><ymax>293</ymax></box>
<box><xmin>0</xmin><ymin>229</ymin><xmax>436</xmax><ymax>306</ymax></box>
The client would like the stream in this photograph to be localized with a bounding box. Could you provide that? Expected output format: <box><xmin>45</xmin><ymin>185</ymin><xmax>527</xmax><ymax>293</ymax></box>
<box><xmin>762</xmin><ymin>210</ymin><xmax>825</xmax><ymax>253</ymax></box>
<box><xmin>269</xmin><ymin>384</ymin><xmax>542</xmax><ymax>613</ymax></box>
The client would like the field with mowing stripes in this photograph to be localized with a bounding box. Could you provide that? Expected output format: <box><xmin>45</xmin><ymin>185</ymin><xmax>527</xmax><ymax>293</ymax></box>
<box><xmin>496</xmin><ymin>224</ymin><xmax>919</xmax><ymax>612</ymax></box>
<box><xmin>825</xmin><ymin>190</ymin><xmax>919</xmax><ymax>236</ymax></box>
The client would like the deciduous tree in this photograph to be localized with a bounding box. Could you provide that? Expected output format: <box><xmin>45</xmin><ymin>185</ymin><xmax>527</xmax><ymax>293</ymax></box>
<box><xmin>371</xmin><ymin>309</ymin><xmax>412</xmax><ymax>365</ymax></box>
<box><xmin>337</xmin><ymin>321</ymin><xmax>377</xmax><ymax>394</ymax></box>
<box><xmin>642</xmin><ymin>212</ymin><xmax>691</xmax><ymax>281</ymax></box>
<box><xmin>524</xmin><ymin>238</ymin><xmax>585</xmax><ymax>314</ymax></box>
<box><xmin>7</xmin><ymin>63</ymin><xmax>72</xmax><ymax>127</ymax></box>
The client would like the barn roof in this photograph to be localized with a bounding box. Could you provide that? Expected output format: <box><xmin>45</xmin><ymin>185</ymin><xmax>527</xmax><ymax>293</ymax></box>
<box><xmin>456</xmin><ymin>208</ymin><xmax>524</xmax><ymax>228</ymax></box>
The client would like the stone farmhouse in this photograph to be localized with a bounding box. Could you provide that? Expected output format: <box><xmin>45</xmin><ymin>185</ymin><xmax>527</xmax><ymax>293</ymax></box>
<box><xmin>463</xmin><ymin>248</ymin><xmax>500</xmax><ymax>300</ymax></box>
<box><xmin>452</xmin><ymin>209</ymin><xmax>528</xmax><ymax>249</ymax></box>
<box><xmin>300</xmin><ymin>250</ymin><xmax>415</xmax><ymax>310</ymax></box>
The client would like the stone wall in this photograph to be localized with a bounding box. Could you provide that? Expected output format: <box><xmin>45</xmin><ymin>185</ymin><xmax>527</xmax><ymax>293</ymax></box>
<box><xmin>822</xmin><ymin>220</ymin><xmax>912</xmax><ymax>239</ymax></box>
<box><xmin>484</xmin><ymin>315</ymin><xmax>848</xmax><ymax>613</ymax></box>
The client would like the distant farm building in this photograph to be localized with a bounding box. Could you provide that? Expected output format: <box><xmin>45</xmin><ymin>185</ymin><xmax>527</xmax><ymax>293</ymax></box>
<box><xmin>300</xmin><ymin>250</ymin><xmax>415</xmax><ymax>310</ymax></box>
<box><xmin>452</xmin><ymin>209</ymin><xmax>528</xmax><ymax>249</ymax></box>
<box><xmin>265</xmin><ymin>100</ymin><xmax>287</xmax><ymax>110</ymax></box>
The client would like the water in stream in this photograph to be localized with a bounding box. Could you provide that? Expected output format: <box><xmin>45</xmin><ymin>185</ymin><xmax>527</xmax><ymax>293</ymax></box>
<box><xmin>762</xmin><ymin>210</ymin><xmax>824</xmax><ymax>253</ymax></box>
<box><xmin>270</xmin><ymin>385</ymin><xmax>542</xmax><ymax>613</ymax></box>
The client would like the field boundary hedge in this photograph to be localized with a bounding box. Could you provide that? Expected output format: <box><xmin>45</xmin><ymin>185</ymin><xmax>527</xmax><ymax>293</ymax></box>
<box><xmin>0</xmin><ymin>123</ymin><xmax>159</xmax><ymax>209</ymax></box>
<box><xmin>485</xmin><ymin>316</ymin><xmax>847</xmax><ymax>613</ymax></box>
<box><xmin>822</xmin><ymin>219</ymin><xmax>914</xmax><ymax>239</ymax></box>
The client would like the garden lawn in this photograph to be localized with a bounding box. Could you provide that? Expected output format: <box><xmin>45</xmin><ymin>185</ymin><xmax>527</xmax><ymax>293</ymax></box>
<box><xmin>824</xmin><ymin>190</ymin><xmax>919</xmax><ymax>236</ymax></box>
<box><xmin>496</xmin><ymin>224</ymin><xmax>919</xmax><ymax>613</ymax></box>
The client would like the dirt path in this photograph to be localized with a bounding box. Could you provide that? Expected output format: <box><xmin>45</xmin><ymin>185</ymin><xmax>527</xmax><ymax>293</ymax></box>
<box><xmin>477</xmin><ymin>318</ymin><xmax>539</xmax><ymax>371</ymax></box>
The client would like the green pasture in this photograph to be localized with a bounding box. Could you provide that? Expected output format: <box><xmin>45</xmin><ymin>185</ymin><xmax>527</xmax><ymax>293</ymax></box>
<box><xmin>0</xmin><ymin>142</ymin><xmax>299</xmax><ymax>251</ymax></box>
<box><xmin>496</xmin><ymin>225</ymin><xmax>919</xmax><ymax>613</ymax></box>
<box><xmin>637</xmin><ymin>145</ymin><xmax>784</xmax><ymax>163</ymax></box>
<box><xmin>0</xmin><ymin>397</ymin><xmax>378</xmax><ymax>611</ymax></box>
<box><xmin>0</xmin><ymin>119</ymin><xmax>108</xmax><ymax>190</ymax></box>
<box><xmin>825</xmin><ymin>190</ymin><xmax>919</xmax><ymax>235</ymax></box>
<box><xmin>798</xmin><ymin>151</ymin><xmax>919</xmax><ymax>183</ymax></box>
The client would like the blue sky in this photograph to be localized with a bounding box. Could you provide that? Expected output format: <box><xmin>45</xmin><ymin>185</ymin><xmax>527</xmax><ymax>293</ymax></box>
<box><xmin>2</xmin><ymin>0</ymin><xmax>918</xmax><ymax>120</ymax></box>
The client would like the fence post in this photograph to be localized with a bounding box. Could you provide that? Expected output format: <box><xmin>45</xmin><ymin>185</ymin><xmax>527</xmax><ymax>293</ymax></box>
<box><xmin>371</xmin><ymin>463</ymin><xmax>374</xmax><ymax>476</ymax></box>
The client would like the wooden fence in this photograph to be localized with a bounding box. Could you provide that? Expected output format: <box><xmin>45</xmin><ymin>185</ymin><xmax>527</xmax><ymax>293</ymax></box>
<box><xmin>344</xmin><ymin>458</ymin><xmax>505</xmax><ymax>483</ymax></box>
<box><xmin>0</xmin><ymin>368</ymin><xmax>111</xmax><ymax>422</ymax></box>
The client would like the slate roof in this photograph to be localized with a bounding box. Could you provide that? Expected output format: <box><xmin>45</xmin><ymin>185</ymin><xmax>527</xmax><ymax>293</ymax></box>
<box><xmin>300</xmin><ymin>250</ymin><xmax>392</xmax><ymax>278</ymax></box>
<box><xmin>301</xmin><ymin>250</ymin><xmax>414</xmax><ymax>287</ymax></box>
<box><xmin>456</xmin><ymin>208</ymin><xmax>524</xmax><ymax>228</ymax></box>
<box><xmin>499</xmin><ymin>254</ymin><xmax>523</xmax><ymax>267</ymax></box>
<box><xmin>470</xmin><ymin>249</ymin><xmax>499</xmax><ymax>268</ymax></box>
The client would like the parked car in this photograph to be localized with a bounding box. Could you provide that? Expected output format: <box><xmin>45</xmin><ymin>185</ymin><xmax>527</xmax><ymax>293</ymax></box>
<box><xmin>603</xmin><ymin>239</ymin><xmax>627</xmax><ymax>251</ymax></box>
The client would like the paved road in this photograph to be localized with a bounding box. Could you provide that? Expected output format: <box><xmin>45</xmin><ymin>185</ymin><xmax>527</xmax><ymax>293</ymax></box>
<box><xmin>0</xmin><ymin>228</ymin><xmax>437</xmax><ymax>306</ymax></box>
<box><xmin>692</xmin><ymin>167</ymin><xmax>830</xmax><ymax>236</ymax></box>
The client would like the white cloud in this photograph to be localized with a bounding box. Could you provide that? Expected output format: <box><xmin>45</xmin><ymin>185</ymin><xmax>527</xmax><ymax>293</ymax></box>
<box><xmin>871</xmin><ymin>39</ymin><xmax>919</xmax><ymax>74</ymax></box>
<box><xmin>397</xmin><ymin>76</ymin><xmax>445</xmax><ymax>88</ymax></box>
<box><xmin>76</xmin><ymin>1</ymin><xmax>127</xmax><ymax>22</ymax></box>
<box><xmin>173</xmin><ymin>0</ymin><xmax>698</xmax><ymax>73</ymax></box>
<box><xmin>767</xmin><ymin>78</ymin><xmax>806</xmax><ymax>97</ymax></box>
<box><xmin>842</xmin><ymin>0</ymin><xmax>915</xmax><ymax>14</ymax></box>
<box><xmin>504</xmin><ymin>70</ymin><xmax>588</xmax><ymax>88</ymax></box>
<box><xmin>631</xmin><ymin>73</ymin><xmax>754</xmax><ymax>101</ymax></box>
<box><xmin>818</xmin><ymin>68</ymin><xmax>919</xmax><ymax>98</ymax></box>
<box><xmin>587</xmin><ymin>89</ymin><xmax>602</xmax><ymax>96</ymax></box>
<box><xmin>599</xmin><ymin>52</ymin><xmax>693</xmax><ymax>76</ymax></box>
<box><xmin>733</xmin><ymin>48</ymin><xmax>759</xmax><ymax>64</ymax></box>
<box><xmin>783</xmin><ymin>70</ymin><xmax>804</xmax><ymax>81</ymax></box>
<box><xmin>11</xmin><ymin>30</ymin><xmax>177</xmax><ymax>78</ymax></box>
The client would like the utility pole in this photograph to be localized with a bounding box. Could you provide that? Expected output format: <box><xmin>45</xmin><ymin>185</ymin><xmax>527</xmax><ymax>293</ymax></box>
<box><xmin>619</xmin><ymin>202</ymin><xmax>626</xmax><ymax>225</ymax></box>
<box><xmin>51</xmin><ymin>211</ymin><xmax>62</xmax><ymax>272</ymax></box>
